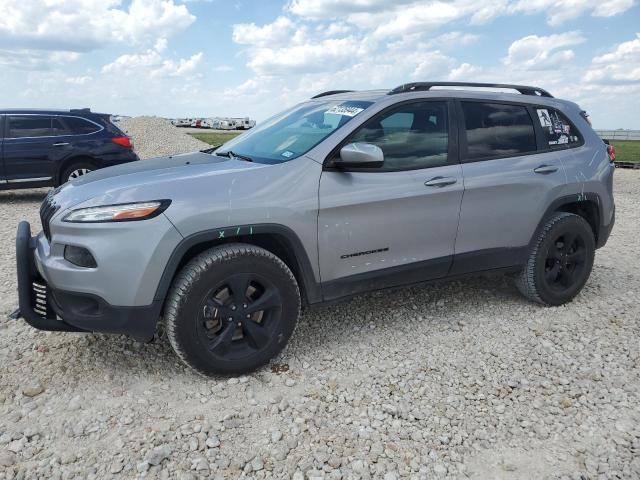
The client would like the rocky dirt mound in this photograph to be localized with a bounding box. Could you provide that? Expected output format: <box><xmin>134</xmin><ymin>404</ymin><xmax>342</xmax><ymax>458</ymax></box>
<box><xmin>118</xmin><ymin>117</ymin><xmax>210</xmax><ymax>160</ymax></box>
<box><xmin>0</xmin><ymin>172</ymin><xmax>639</xmax><ymax>479</ymax></box>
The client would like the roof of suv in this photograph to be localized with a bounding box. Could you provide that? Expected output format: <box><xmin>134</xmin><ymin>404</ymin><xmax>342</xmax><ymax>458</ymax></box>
<box><xmin>310</xmin><ymin>83</ymin><xmax>577</xmax><ymax>110</ymax></box>
<box><xmin>0</xmin><ymin>108</ymin><xmax>109</xmax><ymax>117</ymax></box>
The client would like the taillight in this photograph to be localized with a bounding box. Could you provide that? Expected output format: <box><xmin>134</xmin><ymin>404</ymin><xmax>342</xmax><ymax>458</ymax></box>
<box><xmin>607</xmin><ymin>144</ymin><xmax>616</xmax><ymax>162</ymax></box>
<box><xmin>112</xmin><ymin>136</ymin><xmax>133</xmax><ymax>149</ymax></box>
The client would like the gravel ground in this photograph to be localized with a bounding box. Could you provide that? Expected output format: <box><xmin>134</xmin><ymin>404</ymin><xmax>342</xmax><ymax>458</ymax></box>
<box><xmin>118</xmin><ymin>117</ymin><xmax>211</xmax><ymax>160</ymax></box>
<box><xmin>0</xmin><ymin>171</ymin><xmax>639</xmax><ymax>480</ymax></box>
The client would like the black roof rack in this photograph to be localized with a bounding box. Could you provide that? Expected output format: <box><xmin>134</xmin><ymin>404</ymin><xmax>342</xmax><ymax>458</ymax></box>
<box><xmin>311</xmin><ymin>90</ymin><xmax>354</xmax><ymax>99</ymax></box>
<box><xmin>69</xmin><ymin>108</ymin><xmax>92</xmax><ymax>113</ymax></box>
<box><xmin>388</xmin><ymin>82</ymin><xmax>553</xmax><ymax>98</ymax></box>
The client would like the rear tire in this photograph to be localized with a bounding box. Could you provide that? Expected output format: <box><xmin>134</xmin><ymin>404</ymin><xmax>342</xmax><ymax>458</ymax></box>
<box><xmin>61</xmin><ymin>161</ymin><xmax>95</xmax><ymax>184</ymax></box>
<box><xmin>165</xmin><ymin>244</ymin><xmax>300</xmax><ymax>376</ymax></box>
<box><xmin>516</xmin><ymin>212</ymin><xmax>595</xmax><ymax>306</ymax></box>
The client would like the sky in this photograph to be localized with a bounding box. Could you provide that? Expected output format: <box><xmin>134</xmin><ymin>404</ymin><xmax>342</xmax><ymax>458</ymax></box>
<box><xmin>0</xmin><ymin>0</ymin><xmax>639</xmax><ymax>128</ymax></box>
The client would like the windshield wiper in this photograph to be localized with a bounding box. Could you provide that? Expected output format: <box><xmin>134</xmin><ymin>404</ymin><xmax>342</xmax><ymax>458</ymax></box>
<box><xmin>217</xmin><ymin>150</ymin><xmax>253</xmax><ymax>162</ymax></box>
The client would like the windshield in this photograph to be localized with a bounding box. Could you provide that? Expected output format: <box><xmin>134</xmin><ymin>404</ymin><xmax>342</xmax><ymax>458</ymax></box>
<box><xmin>216</xmin><ymin>99</ymin><xmax>373</xmax><ymax>164</ymax></box>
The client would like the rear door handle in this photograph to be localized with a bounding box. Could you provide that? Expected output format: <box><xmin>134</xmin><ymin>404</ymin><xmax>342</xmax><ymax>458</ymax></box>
<box><xmin>52</xmin><ymin>142</ymin><xmax>69</xmax><ymax>147</ymax></box>
<box><xmin>424</xmin><ymin>176</ymin><xmax>457</xmax><ymax>188</ymax></box>
<box><xmin>533</xmin><ymin>165</ymin><xmax>558</xmax><ymax>174</ymax></box>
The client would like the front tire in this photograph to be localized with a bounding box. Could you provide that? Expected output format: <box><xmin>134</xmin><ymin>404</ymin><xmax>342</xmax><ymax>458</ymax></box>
<box><xmin>516</xmin><ymin>212</ymin><xmax>595</xmax><ymax>306</ymax></box>
<box><xmin>165</xmin><ymin>244</ymin><xmax>300</xmax><ymax>376</ymax></box>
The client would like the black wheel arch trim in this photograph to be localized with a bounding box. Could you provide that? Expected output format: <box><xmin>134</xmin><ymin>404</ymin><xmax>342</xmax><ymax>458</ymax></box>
<box><xmin>57</xmin><ymin>155</ymin><xmax>101</xmax><ymax>185</ymax></box>
<box><xmin>533</xmin><ymin>193</ymin><xmax>612</xmax><ymax>249</ymax></box>
<box><xmin>153</xmin><ymin>223</ymin><xmax>323</xmax><ymax>307</ymax></box>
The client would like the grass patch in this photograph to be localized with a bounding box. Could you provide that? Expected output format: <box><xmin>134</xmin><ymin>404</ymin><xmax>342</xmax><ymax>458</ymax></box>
<box><xmin>611</xmin><ymin>140</ymin><xmax>640</xmax><ymax>163</ymax></box>
<box><xmin>190</xmin><ymin>132</ymin><xmax>242</xmax><ymax>147</ymax></box>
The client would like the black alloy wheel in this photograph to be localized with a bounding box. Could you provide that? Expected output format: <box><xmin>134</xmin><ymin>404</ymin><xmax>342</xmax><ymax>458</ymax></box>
<box><xmin>542</xmin><ymin>229</ymin><xmax>588</xmax><ymax>294</ymax></box>
<box><xmin>197</xmin><ymin>273</ymin><xmax>282</xmax><ymax>360</ymax></box>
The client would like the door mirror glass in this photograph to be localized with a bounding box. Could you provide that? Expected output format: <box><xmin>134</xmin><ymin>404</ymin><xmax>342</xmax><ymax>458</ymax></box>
<box><xmin>335</xmin><ymin>143</ymin><xmax>384</xmax><ymax>168</ymax></box>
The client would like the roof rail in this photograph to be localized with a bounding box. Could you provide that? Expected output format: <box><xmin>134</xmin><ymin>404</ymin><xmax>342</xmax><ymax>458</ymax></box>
<box><xmin>311</xmin><ymin>90</ymin><xmax>354</xmax><ymax>99</ymax></box>
<box><xmin>388</xmin><ymin>82</ymin><xmax>553</xmax><ymax>98</ymax></box>
<box><xmin>69</xmin><ymin>108</ymin><xmax>91</xmax><ymax>113</ymax></box>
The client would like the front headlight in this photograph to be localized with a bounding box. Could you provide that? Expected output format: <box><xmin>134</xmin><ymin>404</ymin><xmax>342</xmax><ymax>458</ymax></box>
<box><xmin>63</xmin><ymin>200</ymin><xmax>171</xmax><ymax>223</ymax></box>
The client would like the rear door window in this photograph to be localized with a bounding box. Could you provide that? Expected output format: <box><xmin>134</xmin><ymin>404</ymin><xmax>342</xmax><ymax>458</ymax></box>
<box><xmin>535</xmin><ymin>108</ymin><xmax>582</xmax><ymax>148</ymax></box>
<box><xmin>7</xmin><ymin>116</ymin><xmax>52</xmax><ymax>138</ymax></box>
<box><xmin>461</xmin><ymin>102</ymin><xmax>537</xmax><ymax>161</ymax></box>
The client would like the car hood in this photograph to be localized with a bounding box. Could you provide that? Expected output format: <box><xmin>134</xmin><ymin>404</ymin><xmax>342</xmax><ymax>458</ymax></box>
<box><xmin>50</xmin><ymin>151</ymin><xmax>266</xmax><ymax>213</ymax></box>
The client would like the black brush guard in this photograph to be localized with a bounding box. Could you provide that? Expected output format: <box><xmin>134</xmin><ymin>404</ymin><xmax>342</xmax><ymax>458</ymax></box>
<box><xmin>15</xmin><ymin>221</ymin><xmax>86</xmax><ymax>332</ymax></box>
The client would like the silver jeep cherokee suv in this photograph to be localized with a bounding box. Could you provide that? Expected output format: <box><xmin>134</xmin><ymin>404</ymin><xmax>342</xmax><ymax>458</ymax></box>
<box><xmin>15</xmin><ymin>82</ymin><xmax>615</xmax><ymax>376</ymax></box>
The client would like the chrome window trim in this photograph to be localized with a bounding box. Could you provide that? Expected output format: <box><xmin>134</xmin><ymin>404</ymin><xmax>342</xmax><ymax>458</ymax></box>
<box><xmin>3</xmin><ymin>114</ymin><xmax>104</xmax><ymax>140</ymax></box>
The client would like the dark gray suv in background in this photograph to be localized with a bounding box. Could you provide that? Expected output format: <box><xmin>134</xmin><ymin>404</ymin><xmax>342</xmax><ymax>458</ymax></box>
<box><xmin>0</xmin><ymin>109</ymin><xmax>138</xmax><ymax>189</ymax></box>
<box><xmin>15</xmin><ymin>82</ymin><xmax>615</xmax><ymax>376</ymax></box>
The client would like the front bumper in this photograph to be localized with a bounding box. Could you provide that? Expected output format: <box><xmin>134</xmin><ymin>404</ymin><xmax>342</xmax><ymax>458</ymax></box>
<box><xmin>15</xmin><ymin>221</ymin><xmax>159</xmax><ymax>341</ymax></box>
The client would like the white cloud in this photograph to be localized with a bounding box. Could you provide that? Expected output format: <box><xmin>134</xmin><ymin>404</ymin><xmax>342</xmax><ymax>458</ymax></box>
<box><xmin>510</xmin><ymin>0</ymin><xmax>635</xmax><ymax>26</ymax></box>
<box><xmin>0</xmin><ymin>48</ymin><xmax>80</xmax><ymax>70</ymax></box>
<box><xmin>287</xmin><ymin>0</ymin><xmax>415</xmax><ymax>19</ymax></box>
<box><xmin>448</xmin><ymin>62</ymin><xmax>481</xmax><ymax>79</ymax></box>
<box><xmin>0</xmin><ymin>0</ymin><xmax>195</xmax><ymax>53</ymax></box>
<box><xmin>411</xmin><ymin>51</ymin><xmax>456</xmax><ymax>78</ymax></box>
<box><xmin>287</xmin><ymin>0</ymin><xmax>635</xmax><ymax>28</ymax></box>
<box><xmin>102</xmin><ymin>44</ymin><xmax>203</xmax><ymax>78</ymax></box>
<box><xmin>246</xmin><ymin>36</ymin><xmax>365</xmax><ymax>75</ymax></box>
<box><xmin>157</xmin><ymin>52</ymin><xmax>204</xmax><ymax>77</ymax></box>
<box><xmin>503</xmin><ymin>31</ymin><xmax>585</xmax><ymax>70</ymax></box>
<box><xmin>370</xmin><ymin>2</ymin><xmax>464</xmax><ymax>38</ymax></box>
<box><xmin>232</xmin><ymin>16</ymin><xmax>298</xmax><ymax>47</ymax></box>
<box><xmin>102</xmin><ymin>50</ymin><xmax>163</xmax><ymax>75</ymax></box>
<box><xmin>65</xmin><ymin>76</ymin><xmax>92</xmax><ymax>85</ymax></box>
<box><xmin>585</xmin><ymin>33</ymin><xmax>640</xmax><ymax>83</ymax></box>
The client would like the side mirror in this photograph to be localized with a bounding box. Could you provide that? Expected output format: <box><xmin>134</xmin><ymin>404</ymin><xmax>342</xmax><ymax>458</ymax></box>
<box><xmin>334</xmin><ymin>143</ymin><xmax>384</xmax><ymax>169</ymax></box>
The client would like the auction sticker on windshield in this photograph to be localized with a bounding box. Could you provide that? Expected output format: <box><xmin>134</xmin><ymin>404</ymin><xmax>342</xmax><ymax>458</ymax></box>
<box><xmin>326</xmin><ymin>105</ymin><xmax>365</xmax><ymax>117</ymax></box>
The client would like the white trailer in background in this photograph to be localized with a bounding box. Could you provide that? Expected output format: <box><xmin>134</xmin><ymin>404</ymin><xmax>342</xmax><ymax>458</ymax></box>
<box><xmin>232</xmin><ymin>117</ymin><xmax>256</xmax><ymax>130</ymax></box>
<box><xmin>171</xmin><ymin>118</ymin><xmax>191</xmax><ymax>127</ymax></box>
<box><xmin>211</xmin><ymin>118</ymin><xmax>236</xmax><ymax>130</ymax></box>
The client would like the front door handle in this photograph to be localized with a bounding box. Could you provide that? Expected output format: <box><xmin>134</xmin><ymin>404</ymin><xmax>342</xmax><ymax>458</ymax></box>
<box><xmin>534</xmin><ymin>165</ymin><xmax>558</xmax><ymax>174</ymax></box>
<box><xmin>52</xmin><ymin>142</ymin><xmax>70</xmax><ymax>147</ymax></box>
<box><xmin>425</xmin><ymin>176</ymin><xmax>457</xmax><ymax>188</ymax></box>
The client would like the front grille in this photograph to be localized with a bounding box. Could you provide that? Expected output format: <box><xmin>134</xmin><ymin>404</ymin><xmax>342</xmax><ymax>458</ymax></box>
<box><xmin>39</xmin><ymin>189</ymin><xmax>60</xmax><ymax>241</ymax></box>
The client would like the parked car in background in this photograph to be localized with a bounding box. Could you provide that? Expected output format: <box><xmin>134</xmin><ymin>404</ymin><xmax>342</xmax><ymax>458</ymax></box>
<box><xmin>0</xmin><ymin>109</ymin><xmax>138</xmax><ymax>189</ymax></box>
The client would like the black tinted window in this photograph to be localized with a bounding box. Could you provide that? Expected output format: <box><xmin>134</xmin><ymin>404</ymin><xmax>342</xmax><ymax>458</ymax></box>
<box><xmin>7</xmin><ymin>116</ymin><xmax>52</xmax><ymax>138</ymax></box>
<box><xmin>51</xmin><ymin>118</ymin><xmax>71</xmax><ymax>136</ymax></box>
<box><xmin>63</xmin><ymin>116</ymin><xmax>100</xmax><ymax>135</ymax></box>
<box><xmin>535</xmin><ymin>108</ymin><xmax>581</xmax><ymax>148</ymax></box>
<box><xmin>51</xmin><ymin>116</ymin><xmax>100</xmax><ymax>136</ymax></box>
<box><xmin>349</xmin><ymin>101</ymin><xmax>449</xmax><ymax>170</ymax></box>
<box><xmin>462</xmin><ymin>102</ymin><xmax>537</xmax><ymax>161</ymax></box>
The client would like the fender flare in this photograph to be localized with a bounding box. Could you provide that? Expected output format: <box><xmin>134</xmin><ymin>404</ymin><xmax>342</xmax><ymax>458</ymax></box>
<box><xmin>153</xmin><ymin>223</ymin><xmax>323</xmax><ymax>306</ymax></box>
<box><xmin>530</xmin><ymin>193</ymin><xmax>606</xmax><ymax>249</ymax></box>
<box><xmin>57</xmin><ymin>155</ymin><xmax>100</xmax><ymax>185</ymax></box>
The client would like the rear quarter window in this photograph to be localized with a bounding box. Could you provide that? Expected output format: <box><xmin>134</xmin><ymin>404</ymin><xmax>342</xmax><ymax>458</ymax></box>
<box><xmin>461</xmin><ymin>102</ymin><xmax>537</xmax><ymax>161</ymax></box>
<box><xmin>535</xmin><ymin>108</ymin><xmax>582</xmax><ymax>148</ymax></box>
<box><xmin>62</xmin><ymin>117</ymin><xmax>101</xmax><ymax>135</ymax></box>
